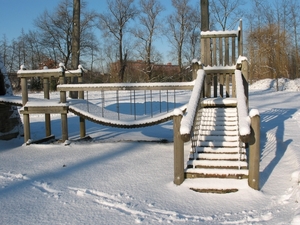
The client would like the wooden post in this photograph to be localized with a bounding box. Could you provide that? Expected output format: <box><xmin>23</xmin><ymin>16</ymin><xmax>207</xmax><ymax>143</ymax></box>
<box><xmin>78</xmin><ymin>74</ymin><xmax>86</xmax><ymax>138</ymax></box>
<box><xmin>173</xmin><ymin>112</ymin><xmax>184</xmax><ymax>185</ymax></box>
<box><xmin>240</xmin><ymin>60</ymin><xmax>249</xmax><ymax>107</ymax></box>
<box><xmin>20</xmin><ymin>71</ymin><xmax>30</xmax><ymax>142</ymax></box>
<box><xmin>21</xmin><ymin>77</ymin><xmax>28</xmax><ymax>106</ymax></box>
<box><xmin>248</xmin><ymin>111</ymin><xmax>260</xmax><ymax>190</ymax></box>
<box><xmin>59</xmin><ymin>64</ymin><xmax>68</xmax><ymax>142</ymax></box>
<box><xmin>238</xmin><ymin>20</ymin><xmax>243</xmax><ymax>56</ymax></box>
<box><xmin>192</xmin><ymin>60</ymin><xmax>200</xmax><ymax>80</ymax></box>
<box><xmin>23</xmin><ymin>112</ymin><xmax>30</xmax><ymax>143</ymax></box>
<box><xmin>43</xmin><ymin>76</ymin><xmax>51</xmax><ymax>137</ymax></box>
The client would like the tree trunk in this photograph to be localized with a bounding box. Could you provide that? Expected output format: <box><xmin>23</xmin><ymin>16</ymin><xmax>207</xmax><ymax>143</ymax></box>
<box><xmin>70</xmin><ymin>0</ymin><xmax>80</xmax><ymax>98</ymax></box>
<box><xmin>201</xmin><ymin>0</ymin><xmax>210</xmax><ymax>66</ymax></box>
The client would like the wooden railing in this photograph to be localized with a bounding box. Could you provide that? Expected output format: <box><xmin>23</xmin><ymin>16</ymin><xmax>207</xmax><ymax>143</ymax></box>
<box><xmin>17</xmin><ymin>63</ymin><xmax>196</xmax><ymax>142</ymax></box>
<box><xmin>201</xmin><ymin>20</ymin><xmax>243</xmax><ymax>66</ymax></box>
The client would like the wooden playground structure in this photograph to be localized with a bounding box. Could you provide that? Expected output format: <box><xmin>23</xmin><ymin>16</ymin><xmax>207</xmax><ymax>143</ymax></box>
<box><xmin>0</xmin><ymin>20</ymin><xmax>261</xmax><ymax>193</ymax></box>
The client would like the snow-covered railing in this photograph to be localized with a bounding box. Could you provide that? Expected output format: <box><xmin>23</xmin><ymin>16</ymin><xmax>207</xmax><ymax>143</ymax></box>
<box><xmin>179</xmin><ymin>68</ymin><xmax>205</xmax><ymax>141</ymax></box>
<box><xmin>235</xmin><ymin>57</ymin><xmax>250</xmax><ymax>142</ymax></box>
<box><xmin>201</xmin><ymin>20</ymin><xmax>243</xmax><ymax>66</ymax></box>
<box><xmin>57</xmin><ymin>82</ymin><xmax>194</xmax><ymax>121</ymax></box>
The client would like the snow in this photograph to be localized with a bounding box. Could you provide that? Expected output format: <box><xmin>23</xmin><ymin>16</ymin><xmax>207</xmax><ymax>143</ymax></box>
<box><xmin>201</xmin><ymin>30</ymin><xmax>239</xmax><ymax>37</ymax></box>
<box><xmin>1</xmin><ymin>78</ymin><xmax>300</xmax><ymax>224</ymax></box>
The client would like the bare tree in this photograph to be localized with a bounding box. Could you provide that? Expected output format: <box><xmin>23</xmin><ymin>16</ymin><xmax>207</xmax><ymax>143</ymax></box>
<box><xmin>131</xmin><ymin>0</ymin><xmax>165</xmax><ymax>81</ymax></box>
<box><xmin>166</xmin><ymin>0</ymin><xmax>194</xmax><ymax>76</ymax></box>
<box><xmin>210</xmin><ymin>0</ymin><xmax>244</xmax><ymax>30</ymax></box>
<box><xmin>183</xmin><ymin>2</ymin><xmax>200</xmax><ymax>63</ymax></box>
<box><xmin>98</xmin><ymin>0</ymin><xmax>138</xmax><ymax>82</ymax></box>
<box><xmin>34</xmin><ymin>0</ymin><xmax>97</xmax><ymax>68</ymax></box>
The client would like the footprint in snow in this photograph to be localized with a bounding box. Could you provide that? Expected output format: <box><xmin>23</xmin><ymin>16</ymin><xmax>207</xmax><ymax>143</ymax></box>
<box><xmin>32</xmin><ymin>181</ymin><xmax>61</xmax><ymax>199</ymax></box>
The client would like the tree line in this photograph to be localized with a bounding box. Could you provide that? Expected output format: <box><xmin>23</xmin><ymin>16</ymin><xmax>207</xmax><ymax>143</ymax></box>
<box><xmin>1</xmin><ymin>0</ymin><xmax>300</xmax><ymax>86</ymax></box>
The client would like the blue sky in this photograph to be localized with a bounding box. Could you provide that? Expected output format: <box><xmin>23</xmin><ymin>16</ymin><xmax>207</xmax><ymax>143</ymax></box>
<box><xmin>0</xmin><ymin>0</ymin><xmax>177</xmax><ymax>62</ymax></box>
<box><xmin>0</xmin><ymin>0</ymin><xmax>106</xmax><ymax>40</ymax></box>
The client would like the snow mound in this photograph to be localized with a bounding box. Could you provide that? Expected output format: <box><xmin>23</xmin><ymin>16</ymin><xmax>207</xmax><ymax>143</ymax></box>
<box><xmin>250</xmin><ymin>78</ymin><xmax>300</xmax><ymax>92</ymax></box>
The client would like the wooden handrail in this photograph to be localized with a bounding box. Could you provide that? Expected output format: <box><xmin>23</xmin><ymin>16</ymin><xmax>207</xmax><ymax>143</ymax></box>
<box><xmin>180</xmin><ymin>66</ymin><xmax>205</xmax><ymax>142</ymax></box>
<box><xmin>235</xmin><ymin>58</ymin><xmax>250</xmax><ymax>142</ymax></box>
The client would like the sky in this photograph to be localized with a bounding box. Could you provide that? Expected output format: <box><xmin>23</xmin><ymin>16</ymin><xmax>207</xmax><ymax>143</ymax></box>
<box><xmin>0</xmin><ymin>0</ymin><xmax>177</xmax><ymax>63</ymax></box>
<box><xmin>0</xmin><ymin>0</ymin><xmax>108</xmax><ymax>40</ymax></box>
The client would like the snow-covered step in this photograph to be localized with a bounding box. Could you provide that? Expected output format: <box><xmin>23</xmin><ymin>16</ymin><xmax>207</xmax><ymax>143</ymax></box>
<box><xmin>182</xmin><ymin>178</ymin><xmax>249</xmax><ymax>193</ymax></box>
<box><xmin>198</xmin><ymin>124</ymin><xmax>238</xmax><ymax>131</ymax></box>
<box><xmin>185</xmin><ymin>168</ymin><xmax>248</xmax><ymax>179</ymax></box>
<box><xmin>199</xmin><ymin>116</ymin><xmax>237</xmax><ymax>122</ymax></box>
<box><xmin>193</xmin><ymin>146</ymin><xmax>245</xmax><ymax>154</ymax></box>
<box><xmin>198</xmin><ymin>130</ymin><xmax>239</xmax><ymax>136</ymax></box>
<box><xmin>193</xmin><ymin>153</ymin><xmax>247</xmax><ymax>161</ymax></box>
<box><xmin>195</xmin><ymin>140</ymin><xmax>240</xmax><ymax>147</ymax></box>
<box><xmin>201</xmin><ymin>107</ymin><xmax>237</xmax><ymax>112</ymax></box>
<box><xmin>200</xmin><ymin>120</ymin><xmax>237</xmax><ymax>126</ymax></box>
<box><xmin>200</xmin><ymin>108</ymin><xmax>237</xmax><ymax>114</ymax></box>
<box><xmin>201</xmin><ymin>98</ymin><xmax>238</xmax><ymax>107</ymax></box>
<box><xmin>197</xmin><ymin>135</ymin><xmax>239</xmax><ymax>142</ymax></box>
<box><xmin>187</xmin><ymin>159</ymin><xmax>248</xmax><ymax>169</ymax></box>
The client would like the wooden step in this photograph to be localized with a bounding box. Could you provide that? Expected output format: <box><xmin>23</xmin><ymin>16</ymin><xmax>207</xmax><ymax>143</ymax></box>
<box><xmin>187</xmin><ymin>159</ymin><xmax>248</xmax><ymax>169</ymax></box>
<box><xmin>199</xmin><ymin>120</ymin><xmax>237</xmax><ymax>126</ymax></box>
<box><xmin>193</xmin><ymin>146</ymin><xmax>246</xmax><ymax>154</ymax></box>
<box><xmin>197</xmin><ymin>130</ymin><xmax>239</xmax><ymax>136</ymax></box>
<box><xmin>195</xmin><ymin>140</ymin><xmax>240</xmax><ymax>147</ymax></box>
<box><xmin>185</xmin><ymin>168</ymin><xmax>248</xmax><ymax>179</ymax></box>
<box><xmin>197</xmin><ymin>124</ymin><xmax>238</xmax><ymax>131</ymax></box>
<box><xmin>192</xmin><ymin>153</ymin><xmax>247</xmax><ymax>161</ymax></box>
<box><xmin>201</xmin><ymin>98</ymin><xmax>238</xmax><ymax>107</ymax></box>
<box><xmin>196</xmin><ymin>135</ymin><xmax>239</xmax><ymax>142</ymax></box>
<box><xmin>199</xmin><ymin>116</ymin><xmax>237</xmax><ymax>122</ymax></box>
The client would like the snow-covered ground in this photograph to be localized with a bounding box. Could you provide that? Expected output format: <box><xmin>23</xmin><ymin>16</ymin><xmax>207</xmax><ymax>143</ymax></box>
<box><xmin>1</xmin><ymin>78</ymin><xmax>300</xmax><ymax>224</ymax></box>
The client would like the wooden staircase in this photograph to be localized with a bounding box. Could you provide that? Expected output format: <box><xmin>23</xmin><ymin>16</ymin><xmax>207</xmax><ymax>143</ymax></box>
<box><xmin>184</xmin><ymin>98</ymin><xmax>249</xmax><ymax>193</ymax></box>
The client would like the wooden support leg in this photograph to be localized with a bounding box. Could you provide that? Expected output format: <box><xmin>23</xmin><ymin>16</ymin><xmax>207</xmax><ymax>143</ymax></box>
<box><xmin>23</xmin><ymin>114</ymin><xmax>30</xmax><ymax>143</ymax></box>
<box><xmin>173</xmin><ymin>114</ymin><xmax>184</xmax><ymax>185</ymax></box>
<box><xmin>45</xmin><ymin>114</ymin><xmax>51</xmax><ymax>137</ymax></box>
<box><xmin>61</xmin><ymin>113</ymin><xmax>68</xmax><ymax>142</ymax></box>
<box><xmin>248</xmin><ymin>113</ymin><xmax>260</xmax><ymax>190</ymax></box>
<box><xmin>80</xmin><ymin>117</ymin><xmax>86</xmax><ymax>138</ymax></box>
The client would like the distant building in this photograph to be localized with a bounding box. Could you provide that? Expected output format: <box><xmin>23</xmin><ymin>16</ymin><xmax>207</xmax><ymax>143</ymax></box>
<box><xmin>109</xmin><ymin>60</ymin><xmax>183</xmax><ymax>82</ymax></box>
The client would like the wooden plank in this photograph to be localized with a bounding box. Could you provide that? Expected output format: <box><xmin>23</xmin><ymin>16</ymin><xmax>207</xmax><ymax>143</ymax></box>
<box><xmin>219</xmin><ymin>73</ymin><xmax>224</xmax><ymax>98</ymax></box>
<box><xmin>226</xmin><ymin>74</ymin><xmax>230</xmax><ymax>97</ymax></box>
<box><xmin>57</xmin><ymin>84</ymin><xmax>194</xmax><ymax>92</ymax></box>
<box><xmin>219</xmin><ymin>37</ymin><xmax>223</xmax><ymax>66</ymax></box>
<box><xmin>232</xmin><ymin>73</ymin><xmax>236</xmax><ymax>98</ymax></box>
<box><xmin>26</xmin><ymin>135</ymin><xmax>55</xmax><ymax>145</ymax></box>
<box><xmin>225</xmin><ymin>37</ymin><xmax>229</xmax><ymax>66</ymax></box>
<box><xmin>232</xmin><ymin>37</ymin><xmax>236</xmax><ymax>65</ymax></box>
<box><xmin>200</xmin><ymin>32</ymin><xmax>238</xmax><ymax>38</ymax></box>
<box><xmin>212</xmin><ymin>38</ymin><xmax>217</xmax><ymax>66</ymax></box>
<box><xmin>213</xmin><ymin>74</ymin><xmax>218</xmax><ymax>97</ymax></box>
<box><xmin>20</xmin><ymin>106</ymin><xmax>68</xmax><ymax>114</ymax></box>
